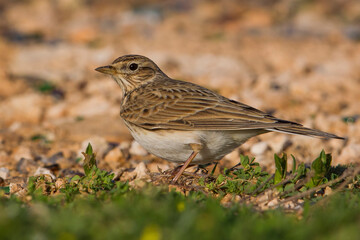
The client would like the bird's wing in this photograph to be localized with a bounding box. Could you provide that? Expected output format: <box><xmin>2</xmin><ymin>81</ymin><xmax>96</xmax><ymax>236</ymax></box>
<box><xmin>120</xmin><ymin>79</ymin><xmax>298</xmax><ymax>131</ymax></box>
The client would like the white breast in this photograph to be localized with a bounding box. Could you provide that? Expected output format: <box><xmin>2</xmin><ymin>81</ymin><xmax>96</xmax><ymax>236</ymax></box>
<box><xmin>126</xmin><ymin>122</ymin><xmax>262</xmax><ymax>164</ymax></box>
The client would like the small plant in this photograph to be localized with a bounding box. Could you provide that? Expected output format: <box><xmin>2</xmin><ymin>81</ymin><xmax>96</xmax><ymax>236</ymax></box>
<box><xmin>201</xmin><ymin>149</ymin><xmax>351</xmax><ymax>201</ymax></box>
<box><xmin>83</xmin><ymin>143</ymin><xmax>98</xmax><ymax>176</ymax></box>
<box><xmin>306</xmin><ymin>150</ymin><xmax>332</xmax><ymax>188</ymax></box>
<box><xmin>201</xmin><ymin>154</ymin><xmax>270</xmax><ymax>195</ymax></box>
<box><xmin>274</xmin><ymin>153</ymin><xmax>287</xmax><ymax>186</ymax></box>
<box><xmin>27</xmin><ymin>143</ymin><xmax>120</xmax><ymax>202</ymax></box>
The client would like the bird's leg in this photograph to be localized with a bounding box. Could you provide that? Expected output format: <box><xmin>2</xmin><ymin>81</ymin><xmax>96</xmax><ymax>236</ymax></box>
<box><xmin>172</xmin><ymin>143</ymin><xmax>202</xmax><ymax>183</ymax></box>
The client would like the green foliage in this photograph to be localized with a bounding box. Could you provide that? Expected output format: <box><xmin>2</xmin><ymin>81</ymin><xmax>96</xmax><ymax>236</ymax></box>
<box><xmin>2</xmin><ymin>145</ymin><xmax>360</xmax><ymax>240</ymax></box>
<box><xmin>306</xmin><ymin>150</ymin><xmax>332</xmax><ymax>188</ymax></box>
<box><xmin>30</xmin><ymin>134</ymin><xmax>52</xmax><ymax>144</ymax></box>
<box><xmin>27</xmin><ymin>143</ymin><xmax>116</xmax><ymax>203</ymax></box>
<box><xmin>201</xmin><ymin>154</ymin><xmax>271</xmax><ymax>195</ymax></box>
<box><xmin>1</xmin><ymin>183</ymin><xmax>360</xmax><ymax>240</ymax></box>
<box><xmin>36</xmin><ymin>81</ymin><xmax>56</xmax><ymax>93</ymax></box>
<box><xmin>274</xmin><ymin>153</ymin><xmax>287</xmax><ymax>186</ymax></box>
<box><xmin>201</xmin><ymin>150</ymin><xmax>353</xmax><ymax>200</ymax></box>
<box><xmin>83</xmin><ymin>143</ymin><xmax>97</xmax><ymax>176</ymax></box>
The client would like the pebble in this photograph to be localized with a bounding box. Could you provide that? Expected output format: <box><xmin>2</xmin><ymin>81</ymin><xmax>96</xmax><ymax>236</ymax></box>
<box><xmin>250</xmin><ymin>142</ymin><xmax>268</xmax><ymax>155</ymax></box>
<box><xmin>0</xmin><ymin>93</ymin><xmax>43</xmax><ymax>124</ymax></box>
<box><xmin>129</xmin><ymin>141</ymin><xmax>148</xmax><ymax>156</ymax></box>
<box><xmin>119</xmin><ymin>141</ymin><xmax>131</xmax><ymax>151</ymax></box>
<box><xmin>56</xmin><ymin>158</ymin><xmax>74</xmax><ymax>170</ymax></box>
<box><xmin>16</xmin><ymin>158</ymin><xmax>39</xmax><ymax>174</ymax></box>
<box><xmin>0</xmin><ymin>167</ymin><xmax>10</xmax><ymax>180</ymax></box>
<box><xmin>34</xmin><ymin>167</ymin><xmax>56</xmax><ymax>180</ymax></box>
<box><xmin>220</xmin><ymin>193</ymin><xmax>233</xmax><ymax>207</ymax></box>
<box><xmin>12</xmin><ymin>146</ymin><xmax>32</xmax><ymax>162</ymax></box>
<box><xmin>46</xmin><ymin>152</ymin><xmax>65</xmax><ymax>164</ymax></box>
<box><xmin>267</xmin><ymin>198</ymin><xmax>279</xmax><ymax>208</ymax></box>
<box><xmin>45</xmin><ymin>102</ymin><xmax>67</xmax><ymax>120</ymax></box>
<box><xmin>134</xmin><ymin>162</ymin><xmax>149</xmax><ymax>179</ymax></box>
<box><xmin>338</xmin><ymin>143</ymin><xmax>360</xmax><ymax>165</ymax></box>
<box><xmin>104</xmin><ymin>147</ymin><xmax>123</xmax><ymax>169</ymax></box>
<box><xmin>147</xmin><ymin>163</ymin><xmax>170</xmax><ymax>173</ymax></box>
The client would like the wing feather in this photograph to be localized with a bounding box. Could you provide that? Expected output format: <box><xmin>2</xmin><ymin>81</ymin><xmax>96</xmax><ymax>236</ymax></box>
<box><xmin>120</xmin><ymin>79</ymin><xmax>297</xmax><ymax>131</ymax></box>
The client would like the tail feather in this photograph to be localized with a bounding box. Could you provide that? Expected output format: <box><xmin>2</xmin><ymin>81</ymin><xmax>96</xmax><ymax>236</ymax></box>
<box><xmin>269</xmin><ymin>125</ymin><xmax>345</xmax><ymax>140</ymax></box>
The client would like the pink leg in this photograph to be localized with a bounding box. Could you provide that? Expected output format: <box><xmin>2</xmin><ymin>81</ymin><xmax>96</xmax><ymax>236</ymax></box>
<box><xmin>172</xmin><ymin>143</ymin><xmax>202</xmax><ymax>183</ymax></box>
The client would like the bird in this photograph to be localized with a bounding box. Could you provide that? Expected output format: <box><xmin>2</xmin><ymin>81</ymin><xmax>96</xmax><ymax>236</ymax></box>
<box><xmin>95</xmin><ymin>54</ymin><xmax>344</xmax><ymax>183</ymax></box>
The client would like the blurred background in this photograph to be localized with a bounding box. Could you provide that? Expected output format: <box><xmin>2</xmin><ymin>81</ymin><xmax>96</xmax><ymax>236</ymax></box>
<box><xmin>0</xmin><ymin>0</ymin><xmax>359</xmax><ymax>182</ymax></box>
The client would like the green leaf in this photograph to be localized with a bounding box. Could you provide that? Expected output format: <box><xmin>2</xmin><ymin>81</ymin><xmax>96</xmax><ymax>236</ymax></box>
<box><xmin>274</xmin><ymin>153</ymin><xmax>287</xmax><ymax>186</ymax></box>
<box><xmin>307</xmin><ymin>150</ymin><xmax>332</xmax><ymax>187</ymax></box>
<box><xmin>240</xmin><ymin>155</ymin><xmax>249</xmax><ymax>167</ymax></box>
<box><xmin>284</xmin><ymin>183</ymin><xmax>295</xmax><ymax>192</ymax></box>
<box><xmin>294</xmin><ymin>163</ymin><xmax>307</xmax><ymax>182</ymax></box>
<box><xmin>83</xmin><ymin>143</ymin><xmax>97</xmax><ymax>176</ymax></box>
<box><xmin>216</xmin><ymin>174</ymin><xmax>225</xmax><ymax>184</ymax></box>
<box><xmin>86</xmin><ymin>143</ymin><xmax>93</xmax><ymax>155</ymax></box>
<box><xmin>71</xmin><ymin>175</ymin><xmax>81</xmax><ymax>182</ymax></box>
<box><xmin>37</xmin><ymin>81</ymin><xmax>56</xmax><ymax>93</ymax></box>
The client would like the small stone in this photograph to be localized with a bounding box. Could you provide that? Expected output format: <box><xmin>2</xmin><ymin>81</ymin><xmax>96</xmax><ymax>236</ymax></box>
<box><xmin>0</xmin><ymin>168</ymin><xmax>9</xmax><ymax>180</ymax></box>
<box><xmin>338</xmin><ymin>143</ymin><xmax>360</xmax><ymax>165</ymax></box>
<box><xmin>120</xmin><ymin>169</ymin><xmax>137</xmax><ymax>182</ymax></box>
<box><xmin>250</xmin><ymin>142</ymin><xmax>268</xmax><ymax>155</ymax></box>
<box><xmin>134</xmin><ymin>162</ymin><xmax>149</xmax><ymax>180</ymax></box>
<box><xmin>34</xmin><ymin>167</ymin><xmax>56</xmax><ymax>180</ymax></box>
<box><xmin>267</xmin><ymin>198</ymin><xmax>279</xmax><ymax>208</ymax></box>
<box><xmin>283</xmin><ymin>201</ymin><xmax>295</xmax><ymax>209</ymax></box>
<box><xmin>46</xmin><ymin>152</ymin><xmax>64</xmax><ymax>164</ymax></box>
<box><xmin>147</xmin><ymin>163</ymin><xmax>170</xmax><ymax>173</ymax></box>
<box><xmin>56</xmin><ymin>158</ymin><xmax>74</xmax><ymax>169</ymax></box>
<box><xmin>12</xmin><ymin>146</ymin><xmax>32</xmax><ymax>162</ymax></box>
<box><xmin>45</xmin><ymin>102</ymin><xmax>67</xmax><ymax>120</ymax></box>
<box><xmin>104</xmin><ymin>147</ymin><xmax>123</xmax><ymax>169</ymax></box>
<box><xmin>119</xmin><ymin>141</ymin><xmax>131</xmax><ymax>150</ymax></box>
<box><xmin>0</xmin><ymin>93</ymin><xmax>43</xmax><ymax>124</ymax></box>
<box><xmin>220</xmin><ymin>193</ymin><xmax>233</xmax><ymax>206</ymax></box>
<box><xmin>324</xmin><ymin>186</ymin><xmax>333</xmax><ymax>196</ymax></box>
<box><xmin>129</xmin><ymin>141</ymin><xmax>148</xmax><ymax>156</ymax></box>
<box><xmin>16</xmin><ymin>158</ymin><xmax>39</xmax><ymax>174</ymax></box>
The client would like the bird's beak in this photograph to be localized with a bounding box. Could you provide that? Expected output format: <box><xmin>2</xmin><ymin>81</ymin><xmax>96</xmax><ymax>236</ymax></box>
<box><xmin>95</xmin><ymin>65</ymin><xmax>116</xmax><ymax>75</ymax></box>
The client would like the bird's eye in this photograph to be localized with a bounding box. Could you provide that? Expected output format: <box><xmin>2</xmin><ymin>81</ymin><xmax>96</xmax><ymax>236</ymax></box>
<box><xmin>129</xmin><ymin>63</ymin><xmax>138</xmax><ymax>71</ymax></box>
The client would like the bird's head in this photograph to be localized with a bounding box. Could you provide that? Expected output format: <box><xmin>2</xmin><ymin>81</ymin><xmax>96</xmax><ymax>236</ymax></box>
<box><xmin>95</xmin><ymin>55</ymin><xmax>166</xmax><ymax>94</ymax></box>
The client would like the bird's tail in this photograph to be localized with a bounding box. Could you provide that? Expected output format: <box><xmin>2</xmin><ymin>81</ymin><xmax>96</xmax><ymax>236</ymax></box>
<box><xmin>269</xmin><ymin>125</ymin><xmax>345</xmax><ymax>140</ymax></box>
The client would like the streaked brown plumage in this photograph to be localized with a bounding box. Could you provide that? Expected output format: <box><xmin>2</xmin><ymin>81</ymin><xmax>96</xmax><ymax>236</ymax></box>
<box><xmin>95</xmin><ymin>54</ymin><xmax>344</xmax><ymax>183</ymax></box>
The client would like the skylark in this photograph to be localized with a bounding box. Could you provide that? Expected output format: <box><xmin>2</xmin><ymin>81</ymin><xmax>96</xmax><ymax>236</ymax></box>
<box><xmin>95</xmin><ymin>55</ymin><xmax>344</xmax><ymax>183</ymax></box>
